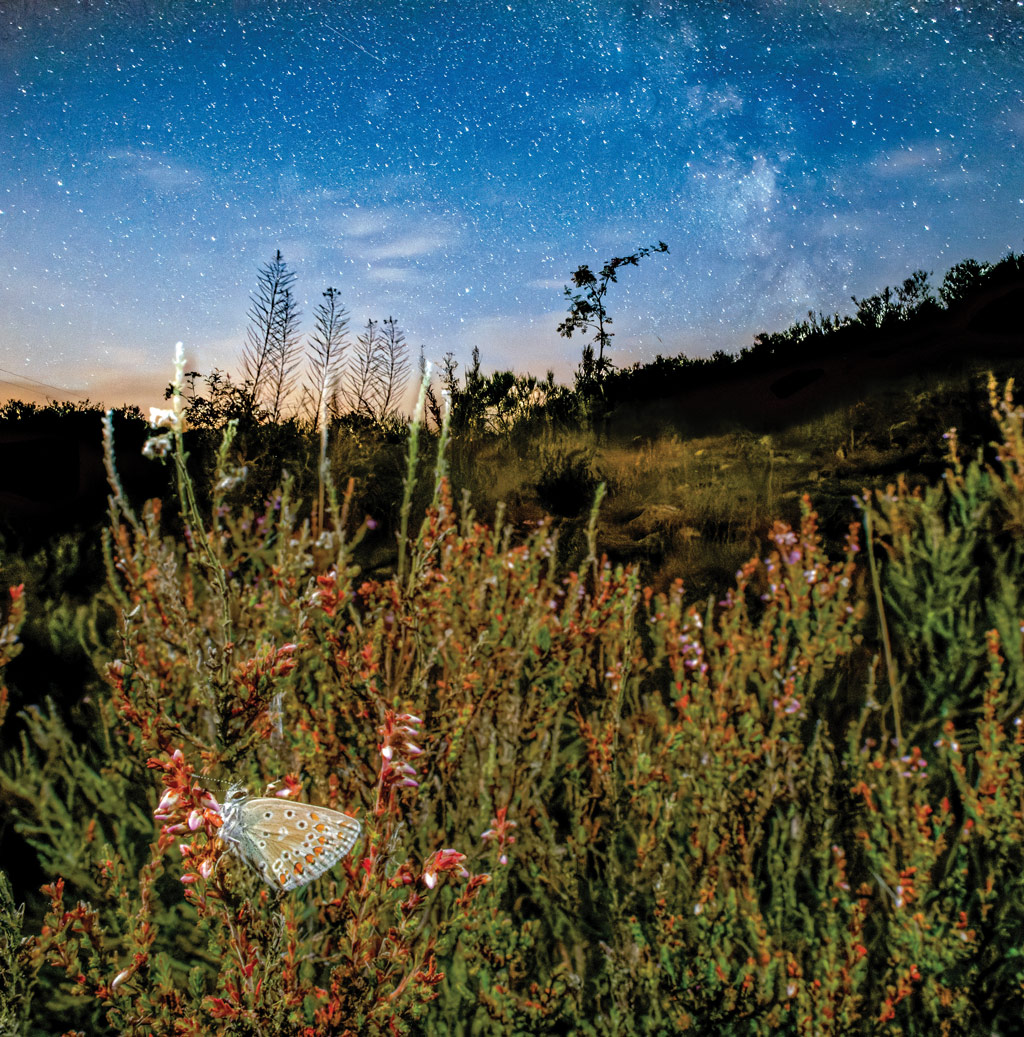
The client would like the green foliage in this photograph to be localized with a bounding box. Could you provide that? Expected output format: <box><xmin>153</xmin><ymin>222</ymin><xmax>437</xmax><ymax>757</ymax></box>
<box><xmin>0</xmin><ymin>585</ymin><xmax>42</xmax><ymax>1035</ymax></box>
<box><xmin>0</xmin><ymin>869</ymin><xmax>37</xmax><ymax>1037</ymax></box>
<box><xmin>861</xmin><ymin>376</ymin><xmax>1024</xmax><ymax>745</ymax></box>
<box><xmin>0</xmin><ymin>584</ymin><xmax>26</xmax><ymax>731</ymax></box>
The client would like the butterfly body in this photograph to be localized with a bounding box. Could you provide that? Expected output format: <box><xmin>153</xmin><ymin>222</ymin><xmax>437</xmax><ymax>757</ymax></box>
<box><xmin>217</xmin><ymin>785</ymin><xmax>361</xmax><ymax>891</ymax></box>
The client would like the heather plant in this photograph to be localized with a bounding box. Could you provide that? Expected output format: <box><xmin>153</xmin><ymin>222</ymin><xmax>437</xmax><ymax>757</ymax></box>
<box><xmin>1</xmin><ymin>356</ymin><xmax>495</xmax><ymax>1034</ymax></box>
<box><xmin>861</xmin><ymin>374</ymin><xmax>1024</xmax><ymax>745</ymax></box>
<box><xmin>0</xmin><ymin>584</ymin><xmax>24</xmax><ymax>733</ymax></box>
<box><xmin>3</xmin><ymin>358</ymin><xmax>1024</xmax><ymax>1034</ymax></box>
<box><xmin>533</xmin><ymin>502</ymin><xmax>867</xmax><ymax>1034</ymax></box>
<box><xmin>0</xmin><ymin>585</ymin><xmax>34</xmax><ymax>1033</ymax></box>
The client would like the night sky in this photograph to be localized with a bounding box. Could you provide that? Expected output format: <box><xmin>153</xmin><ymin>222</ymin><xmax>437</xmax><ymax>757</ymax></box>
<box><xmin>1</xmin><ymin>0</ymin><xmax>1022</xmax><ymax>409</ymax></box>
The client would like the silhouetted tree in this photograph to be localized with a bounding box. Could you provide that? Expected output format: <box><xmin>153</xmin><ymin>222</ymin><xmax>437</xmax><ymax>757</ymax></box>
<box><xmin>169</xmin><ymin>369</ymin><xmax>260</xmax><ymax>430</ymax></box>
<box><xmin>851</xmin><ymin>270</ymin><xmax>936</xmax><ymax>331</ymax></box>
<box><xmin>241</xmin><ymin>250</ymin><xmax>296</xmax><ymax>417</ymax></box>
<box><xmin>558</xmin><ymin>241</ymin><xmax>669</xmax><ymax>392</ymax></box>
<box><xmin>444</xmin><ymin>347</ymin><xmax>489</xmax><ymax>435</ymax></box>
<box><xmin>344</xmin><ymin>319</ymin><xmax>383</xmax><ymax>418</ymax></box>
<box><xmin>894</xmin><ymin>269</ymin><xmax>937</xmax><ymax>320</ymax></box>
<box><xmin>267</xmin><ymin>286</ymin><xmax>303</xmax><ymax>422</ymax></box>
<box><xmin>303</xmin><ymin>286</ymin><xmax>349</xmax><ymax>429</ymax></box>
<box><xmin>482</xmin><ymin>370</ymin><xmax>544</xmax><ymax>435</ymax></box>
<box><xmin>420</xmin><ymin>346</ymin><xmax>444</xmax><ymax>430</ymax></box>
<box><xmin>940</xmin><ymin>259</ymin><xmax>991</xmax><ymax>307</ymax></box>
<box><xmin>852</xmin><ymin>285</ymin><xmax>899</xmax><ymax>331</ymax></box>
<box><xmin>376</xmin><ymin>316</ymin><xmax>410</xmax><ymax>419</ymax></box>
<box><xmin>439</xmin><ymin>351</ymin><xmax>459</xmax><ymax>400</ymax></box>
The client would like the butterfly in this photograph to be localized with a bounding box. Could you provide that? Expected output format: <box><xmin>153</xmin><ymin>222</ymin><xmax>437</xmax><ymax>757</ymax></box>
<box><xmin>216</xmin><ymin>784</ymin><xmax>362</xmax><ymax>891</ymax></box>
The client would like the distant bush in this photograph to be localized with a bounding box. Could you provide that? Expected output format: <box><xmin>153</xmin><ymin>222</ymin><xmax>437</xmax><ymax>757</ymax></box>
<box><xmin>534</xmin><ymin>445</ymin><xmax>601</xmax><ymax>517</ymax></box>
<box><xmin>939</xmin><ymin>258</ymin><xmax>992</xmax><ymax>308</ymax></box>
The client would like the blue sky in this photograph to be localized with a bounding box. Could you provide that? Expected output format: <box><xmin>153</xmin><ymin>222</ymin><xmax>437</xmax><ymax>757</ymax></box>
<box><xmin>1</xmin><ymin>0</ymin><xmax>1022</xmax><ymax>408</ymax></box>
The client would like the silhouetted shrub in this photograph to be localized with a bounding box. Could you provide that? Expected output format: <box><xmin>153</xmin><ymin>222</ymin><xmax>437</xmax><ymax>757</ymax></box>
<box><xmin>534</xmin><ymin>446</ymin><xmax>600</xmax><ymax>516</ymax></box>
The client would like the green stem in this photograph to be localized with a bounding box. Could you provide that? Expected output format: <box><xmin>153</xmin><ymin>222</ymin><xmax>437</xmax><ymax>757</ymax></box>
<box><xmin>862</xmin><ymin>501</ymin><xmax>903</xmax><ymax>748</ymax></box>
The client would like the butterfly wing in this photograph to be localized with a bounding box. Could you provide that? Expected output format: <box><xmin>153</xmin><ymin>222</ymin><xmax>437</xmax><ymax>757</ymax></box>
<box><xmin>237</xmin><ymin>798</ymin><xmax>362</xmax><ymax>891</ymax></box>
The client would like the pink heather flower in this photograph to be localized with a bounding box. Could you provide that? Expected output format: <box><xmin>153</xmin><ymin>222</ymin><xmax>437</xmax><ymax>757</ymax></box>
<box><xmin>481</xmin><ymin>808</ymin><xmax>517</xmax><ymax>858</ymax></box>
<box><xmin>157</xmin><ymin>790</ymin><xmax>180</xmax><ymax>813</ymax></box>
<box><xmin>378</xmin><ymin>710</ymin><xmax>426</xmax><ymax>792</ymax></box>
<box><xmin>423</xmin><ymin>848</ymin><xmax>469</xmax><ymax>888</ymax></box>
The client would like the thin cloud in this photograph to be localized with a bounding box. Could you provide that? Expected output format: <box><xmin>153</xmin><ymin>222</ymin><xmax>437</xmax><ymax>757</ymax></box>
<box><xmin>366</xmin><ymin>265</ymin><xmax>421</xmax><ymax>284</ymax></box>
<box><xmin>527</xmin><ymin>276</ymin><xmax>568</xmax><ymax>291</ymax></box>
<box><xmin>868</xmin><ymin>144</ymin><xmax>950</xmax><ymax>177</ymax></box>
<box><xmin>104</xmin><ymin>149</ymin><xmax>203</xmax><ymax>192</ymax></box>
<box><xmin>363</xmin><ymin>234</ymin><xmax>449</xmax><ymax>261</ymax></box>
<box><xmin>334</xmin><ymin>210</ymin><xmax>392</xmax><ymax>238</ymax></box>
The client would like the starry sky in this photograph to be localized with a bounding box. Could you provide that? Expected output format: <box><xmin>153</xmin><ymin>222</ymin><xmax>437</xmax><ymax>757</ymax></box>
<box><xmin>1</xmin><ymin>0</ymin><xmax>1022</xmax><ymax>409</ymax></box>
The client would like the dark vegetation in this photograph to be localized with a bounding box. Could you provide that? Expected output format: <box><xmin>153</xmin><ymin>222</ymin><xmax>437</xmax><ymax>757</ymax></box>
<box><xmin>0</xmin><ymin>247</ymin><xmax>1022</xmax><ymax>1033</ymax></box>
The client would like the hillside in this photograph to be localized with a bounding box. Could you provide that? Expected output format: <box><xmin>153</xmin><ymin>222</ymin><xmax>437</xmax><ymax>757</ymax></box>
<box><xmin>604</xmin><ymin>259</ymin><xmax>1024</xmax><ymax>437</ymax></box>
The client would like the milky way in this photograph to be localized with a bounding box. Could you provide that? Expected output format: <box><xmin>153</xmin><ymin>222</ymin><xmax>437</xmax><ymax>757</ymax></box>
<box><xmin>1</xmin><ymin>0</ymin><xmax>1021</xmax><ymax>406</ymax></box>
